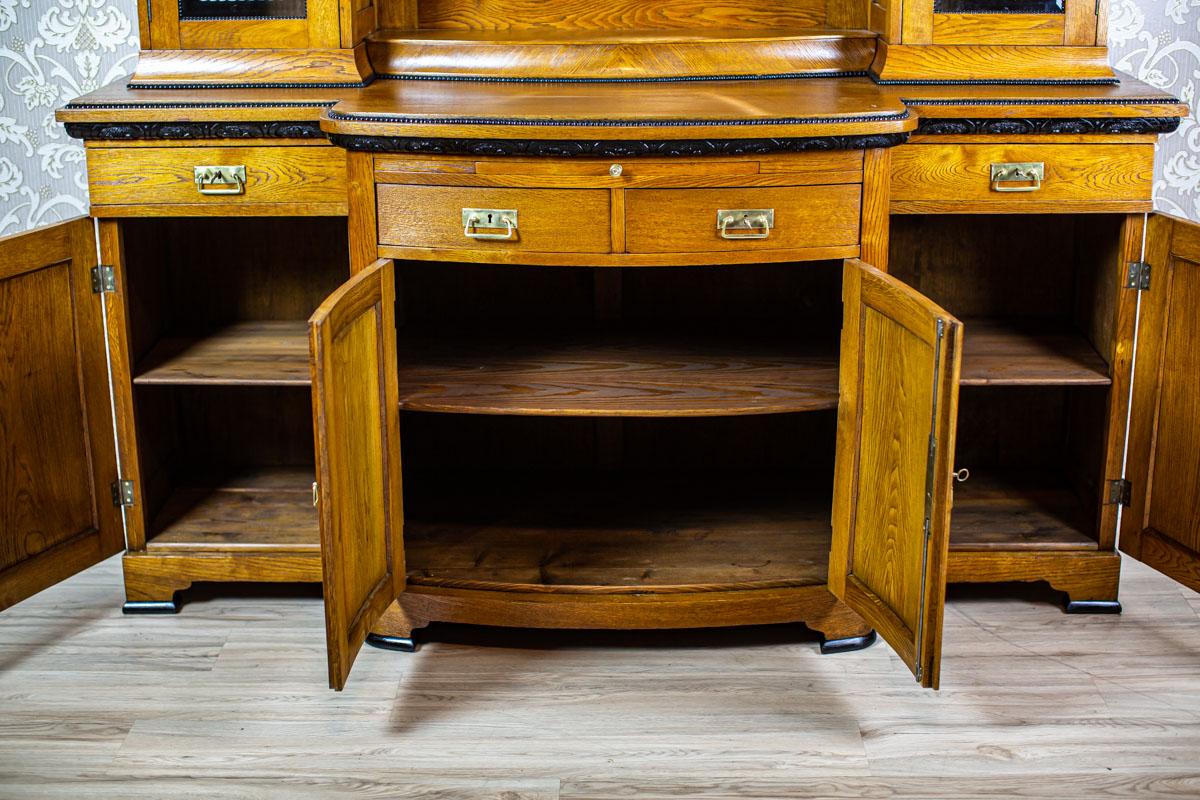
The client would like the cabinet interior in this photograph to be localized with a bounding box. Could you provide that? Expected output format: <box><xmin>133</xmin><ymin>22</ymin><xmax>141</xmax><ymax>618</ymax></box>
<box><xmin>890</xmin><ymin>213</ymin><xmax>1124</xmax><ymax>551</ymax></box>
<box><xmin>120</xmin><ymin>217</ymin><xmax>347</xmax><ymax>550</ymax></box>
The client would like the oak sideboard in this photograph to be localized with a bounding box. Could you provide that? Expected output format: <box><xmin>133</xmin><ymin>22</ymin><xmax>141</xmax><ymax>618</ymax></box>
<box><xmin>0</xmin><ymin>0</ymin><xmax>1197</xmax><ymax>691</ymax></box>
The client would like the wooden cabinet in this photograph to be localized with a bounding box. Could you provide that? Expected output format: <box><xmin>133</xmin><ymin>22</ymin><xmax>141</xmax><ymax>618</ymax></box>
<box><xmin>10</xmin><ymin>0</ymin><xmax>1195</xmax><ymax>693</ymax></box>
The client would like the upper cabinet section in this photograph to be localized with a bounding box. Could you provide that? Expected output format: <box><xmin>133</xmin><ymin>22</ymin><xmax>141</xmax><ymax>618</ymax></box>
<box><xmin>869</xmin><ymin>0</ymin><xmax>1111</xmax><ymax>81</ymax></box>
<box><xmin>132</xmin><ymin>0</ymin><xmax>374</xmax><ymax>88</ymax></box>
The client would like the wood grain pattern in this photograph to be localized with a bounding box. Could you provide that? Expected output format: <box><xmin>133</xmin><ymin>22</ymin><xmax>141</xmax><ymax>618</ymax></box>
<box><xmin>366</xmin><ymin>28</ymin><xmax>878</xmax><ymax>79</ymax></box>
<box><xmin>831</xmin><ymin>258</ymin><xmax>962</xmax><ymax>688</ymax></box>
<box><xmin>860</xmin><ymin>147</ymin><xmax>890</xmax><ymax>270</ymax></box>
<box><xmin>178</xmin><ymin>18</ymin><xmax>311</xmax><ymax>50</ymax></box>
<box><xmin>946</xmin><ymin>549</ymin><xmax>1121</xmax><ymax>602</ymax></box>
<box><xmin>404</xmin><ymin>473</ymin><xmax>831</xmax><ymax>592</ymax></box>
<box><xmin>310</xmin><ymin>258</ymin><xmax>404</xmax><ymax>690</ymax></box>
<box><xmin>86</xmin><ymin>145</ymin><xmax>347</xmax><ymax>209</ymax></box>
<box><xmin>958</xmin><ymin>320</ymin><xmax>1110</xmax><ymax>386</ymax></box>
<box><xmin>126</xmin><ymin>46</ymin><xmax>373</xmax><ymax>88</ymax></box>
<box><xmin>0</xmin><ymin>218</ymin><xmax>122</xmax><ymax>610</ymax></box>
<box><xmin>1121</xmin><ymin>214</ymin><xmax>1200</xmax><ymax>593</ymax></box>
<box><xmin>134</xmin><ymin>321</ymin><xmax>312</xmax><ymax>387</ymax></box>
<box><xmin>890</xmin><ymin>143</ymin><xmax>1153</xmax><ymax>211</ymax></box>
<box><xmin>412</xmin><ymin>0</ymin><xmax>829</xmax><ymax>31</ymax></box>
<box><xmin>396</xmin><ymin>333</ymin><xmax>839</xmax><ymax>416</ymax></box>
<box><xmin>625</xmin><ymin>185</ymin><xmax>861</xmax><ymax>254</ymax></box>
<box><xmin>374</xmin><ymin>151</ymin><xmax>865</xmax><ymax>189</ymax></box>
<box><xmin>378</xmin><ymin>185</ymin><xmax>612</xmax><ymax>253</ymax></box>
<box><xmin>146</xmin><ymin>466</ymin><xmax>318</xmax><ymax>553</ymax></box>
<box><xmin>322</xmin><ymin>76</ymin><xmax>916</xmax><ymax>142</ymax></box>
<box><xmin>948</xmin><ymin>471</ymin><xmax>1098</xmax><ymax>551</ymax></box>
<box><xmin>870</xmin><ymin>41</ymin><xmax>1114</xmax><ymax>82</ymax></box>
<box><xmin>931</xmin><ymin>13</ymin><xmax>1065</xmax><ymax>45</ymax></box>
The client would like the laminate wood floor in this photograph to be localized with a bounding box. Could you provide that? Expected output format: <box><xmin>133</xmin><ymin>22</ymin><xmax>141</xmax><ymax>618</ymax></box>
<box><xmin>1</xmin><ymin>555</ymin><xmax>1198</xmax><ymax>799</ymax></box>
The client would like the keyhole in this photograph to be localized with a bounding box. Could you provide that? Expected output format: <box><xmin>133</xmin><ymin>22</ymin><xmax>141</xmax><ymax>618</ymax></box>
<box><xmin>487</xmin><ymin>213</ymin><xmax>494</xmax><ymax>225</ymax></box>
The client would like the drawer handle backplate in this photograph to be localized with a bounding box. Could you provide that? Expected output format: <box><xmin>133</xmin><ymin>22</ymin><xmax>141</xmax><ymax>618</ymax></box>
<box><xmin>990</xmin><ymin>162</ymin><xmax>1044</xmax><ymax>193</ymax></box>
<box><xmin>194</xmin><ymin>165</ymin><xmax>246</xmax><ymax>195</ymax></box>
<box><xmin>463</xmin><ymin>208</ymin><xmax>518</xmax><ymax>240</ymax></box>
<box><xmin>717</xmin><ymin>209</ymin><xmax>774</xmax><ymax>240</ymax></box>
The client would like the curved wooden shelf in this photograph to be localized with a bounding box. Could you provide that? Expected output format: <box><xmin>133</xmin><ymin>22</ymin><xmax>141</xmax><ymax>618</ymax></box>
<box><xmin>404</xmin><ymin>473</ymin><xmax>832</xmax><ymax>594</ymax></box>
<box><xmin>396</xmin><ymin>333</ymin><xmax>840</xmax><ymax>416</ymax></box>
<box><xmin>367</xmin><ymin>27</ymin><xmax>876</xmax><ymax>80</ymax></box>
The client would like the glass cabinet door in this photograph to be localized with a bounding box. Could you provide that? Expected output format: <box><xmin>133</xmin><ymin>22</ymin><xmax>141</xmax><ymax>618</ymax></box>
<box><xmin>904</xmin><ymin>0</ymin><xmax>1098</xmax><ymax>46</ymax></box>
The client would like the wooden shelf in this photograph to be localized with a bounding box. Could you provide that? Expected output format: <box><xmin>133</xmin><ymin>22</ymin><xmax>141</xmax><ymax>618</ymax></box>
<box><xmin>949</xmin><ymin>471</ymin><xmax>1098</xmax><ymax>552</ymax></box>
<box><xmin>134</xmin><ymin>321</ymin><xmax>311</xmax><ymax>387</ymax></box>
<box><xmin>146</xmin><ymin>466</ymin><xmax>319</xmax><ymax>552</ymax></box>
<box><xmin>397</xmin><ymin>333</ymin><xmax>840</xmax><ymax>417</ymax></box>
<box><xmin>405</xmin><ymin>473</ymin><xmax>832</xmax><ymax>593</ymax></box>
<box><xmin>960</xmin><ymin>319</ymin><xmax>1110</xmax><ymax>387</ymax></box>
<box><xmin>366</xmin><ymin>27</ymin><xmax>877</xmax><ymax>80</ymax></box>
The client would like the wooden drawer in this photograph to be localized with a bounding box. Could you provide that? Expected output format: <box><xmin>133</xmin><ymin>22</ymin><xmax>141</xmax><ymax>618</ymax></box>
<box><xmin>86</xmin><ymin>145</ymin><xmax>347</xmax><ymax>210</ymax></box>
<box><xmin>377</xmin><ymin>185</ymin><xmax>612</xmax><ymax>253</ymax></box>
<box><xmin>624</xmin><ymin>185</ymin><xmax>861</xmax><ymax>255</ymax></box>
<box><xmin>891</xmin><ymin>144</ymin><xmax>1154</xmax><ymax>212</ymax></box>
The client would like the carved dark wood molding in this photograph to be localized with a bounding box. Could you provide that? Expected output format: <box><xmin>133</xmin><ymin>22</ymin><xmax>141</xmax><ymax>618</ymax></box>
<box><xmin>63</xmin><ymin>121</ymin><xmax>325</xmax><ymax>140</ymax></box>
<box><xmin>326</xmin><ymin>132</ymin><xmax>910</xmax><ymax>156</ymax></box>
<box><xmin>914</xmin><ymin>116</ymin><xmax>1182</xmax><ymax>135</ymax></box>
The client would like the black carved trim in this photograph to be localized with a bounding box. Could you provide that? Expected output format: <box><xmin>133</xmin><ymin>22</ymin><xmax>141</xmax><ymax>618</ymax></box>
<box><xmin>65</xmin><ymin>100</ymin><xmax>336</xmax><ymax>110</ymax></box>
<box><xmin>874</xmin><ymin>75</ymin><xmax>1119</xmax><ymax>86</ymax></box>
<box><xmin>905</xmin><ymin>95</ymin><xmax>1182</xmax><ymax>106</ymax></box>
<box><xmin>327</xmin><ymin>132</ymin><xmax>910</xmax><ymax>156</ymax></box>
<box><xmin>324</xmin><ymin>110</ymin><xmax>911</xmax><ymax>128</ymax></box>
<box><xmin>125</xmin><ymin>80</ymin><xmax>373</xmax><ymax>90</ymax></box>
<box><xmin>377</xmin><ymin>71</ymin><xmax>870</xmax><ymax>84</ymax></box>
<box><xmin>915</xmin><ymin>116</ymin><xmax>1182</xmax><ymax>135</ymax></box>
<box><xmin>63</xmin><ymin>121</ymin><xmax>325</xmax><ymax>141</ymax></box>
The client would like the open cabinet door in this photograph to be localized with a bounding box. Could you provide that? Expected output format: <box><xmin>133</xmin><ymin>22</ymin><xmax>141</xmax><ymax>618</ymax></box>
<box><xmin>829</xmin><ymin>259</ymin><xmax>962</xmax><ymax>688</ymax></box>
<box><xmin>310</xmin><ymin>258</ymin><xmax>405</xmax><ymax>690</ymax></box>
<box><xmin>1120</xmin><ymin>214</ymin><xmax>1200</xmax><ymax>593</ymax></box>
<box><xmin>0</xmin><ymin>218</ymin><xmax>122</xmax><ymax>610</ymax></box>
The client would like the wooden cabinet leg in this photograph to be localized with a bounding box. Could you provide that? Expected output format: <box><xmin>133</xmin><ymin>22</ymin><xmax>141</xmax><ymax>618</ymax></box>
<box><xmin>367</xmin><ymin>597</ymin><xmax>430</xmax><ymax>652</ymax></box>
<box><xmin>122</xmin><ymin>556</ymin><xmax>190</xmax><ymax>614</ymax></box>
<box><xmin>804</xmin><ymin>592</ymin><xmax>875</xmax><ymax>654</ymax></box>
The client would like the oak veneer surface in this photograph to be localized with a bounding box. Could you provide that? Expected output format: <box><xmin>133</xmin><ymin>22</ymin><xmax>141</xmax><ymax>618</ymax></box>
<box><xmin>321</xmin><ymin>77</ymin><xmax>915</xmax><ymax>140</ymax></box>
<box><xmin>2</xmin><ymin>554</ymin><xmax>1198</xmax><ymax>797</ymax></box>
<box><xmin>413</xmin><ymin>0</ymin><xmax>829</xmax><ymax>31</ymax></box>
<box><xmin>146</xmin><ymin>466</ymin><xmax>318</xmax><ymax>553</ymax></box>
<box><xmin>404</xmin><ymin>473</ymin><xmax>831</xmax><ymax>592</ymax></box>
<box><xmin>395</xmin><ymin>333</ymin><xmax>840</xmax><ymax>417</ymax></box>
<box><xmin>135</xmin><ymin>321</ymin><xmax>312</xmax><ymax>386</ymax></box>
<box><xmin>155</xmin><ymin>320</ymin><xmax>1112</xmax><ymax>416</ymax></box>
<box><xmin>366</xmin><ymin>27</ymin><xmax>878</xmax><ymax>79</ymax></box>
<box><xmin>958</xmin><ymin>319</ymin><xmax>1110</xmax><ymax>386</ymax></box>
<box><xmin>948</xmin><ymin>471</ymin><xmax>1097</xmax><ymax>551</ymax></box>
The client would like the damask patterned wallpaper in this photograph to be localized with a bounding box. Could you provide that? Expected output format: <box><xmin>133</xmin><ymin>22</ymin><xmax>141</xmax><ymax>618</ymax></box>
<box><xmin>0</xmin><ymin>0</ymin><xmax>1196</xmax><ymax>234</ymax></box>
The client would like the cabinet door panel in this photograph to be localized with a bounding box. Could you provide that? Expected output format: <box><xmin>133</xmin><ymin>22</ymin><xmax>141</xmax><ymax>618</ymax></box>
<box><xmin>1121</xmin><ymin>215</ymin><xmax>1200</xmax><ymax>592</ymax></box>
<box><xmin>311</xmin><ymin>258</ymin><xmax>405</xmax><ymax>690</ymax></box>
<box><xmin>830</xmin><ymin>259</ymin><xmax>962</xmax><ymax>688</ymax></box>
<box><xmin>0</xmin><ymin>218</ymin><xmax>122</xmax><ymax>610</ymax></box>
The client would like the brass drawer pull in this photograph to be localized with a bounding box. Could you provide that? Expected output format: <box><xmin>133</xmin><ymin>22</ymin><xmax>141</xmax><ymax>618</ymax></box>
<box><xmin>463</xmin><ymin>208</ymin><xmax>518</xmax><ymax>240</ymax></box>
<box><xmin>990</xmin><ymin>162</ymin><xmax>1044</xmax><ymax>193</ymax></box>
<box><xmin>194</xmin><ymin>165</ymin><xmax>246</xmax><ymax>195</ymax></box>
<box><xmin>717</xmin><ymin>209</ymin><xmax>774</xmax><ymax>240</ymax></box>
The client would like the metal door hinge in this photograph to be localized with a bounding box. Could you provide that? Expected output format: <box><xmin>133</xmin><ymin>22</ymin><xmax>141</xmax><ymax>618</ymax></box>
<box><xmin>1106</xmin><ymin>479</ymin><xmax>1132</xmax><ymax>507</ymax></box>
<box><xmin>110</xmin><ymin>479</ymin><xmax>135</xmax><ymax>507</ymax></box>
<box><xmin>1125</xmin><ymin>261</ymin><xmax>1151</xmax><ymax>290</ymax></box>
<box><xmin>91</xmin><ymin>264</ymin><xmax>116</xmax><ymax>294</ymax></box>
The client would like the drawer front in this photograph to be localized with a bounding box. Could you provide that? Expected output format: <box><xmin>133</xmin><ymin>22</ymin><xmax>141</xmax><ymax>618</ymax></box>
<box><xmin>86</xmin><ymin>146</ymin><xmax>347</xmax><ymax>207</ymax></box>
<box><xmin>624</xmin><ymin>185</ymin><xmax>861</xmax><ymax>254</ymax></box>
<box><xmin>891</xmin><ymin>144</ymin><xmax>1154</xmax><ymax>207</ymax></box>
<box><xmin>377</xmin><ymin>185</ymin><xmax>612</xmax><ymax>253</ymax></box>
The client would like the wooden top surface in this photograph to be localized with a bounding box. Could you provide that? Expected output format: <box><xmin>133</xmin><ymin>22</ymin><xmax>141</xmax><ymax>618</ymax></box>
<box><xmin>320</xmin><ymin>77</ymin><xmax>914</xmax><ymax>140</ymax></box>
<box><xmin>57</xmin><ymin>73</ymin><xmax>1185</xmax><ymax>136</ymax></box>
